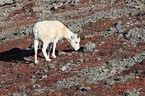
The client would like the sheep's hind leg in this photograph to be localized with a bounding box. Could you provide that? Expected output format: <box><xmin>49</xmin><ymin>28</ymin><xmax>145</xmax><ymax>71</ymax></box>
<box><xmin>52</xmin><ymin>40</ymin><xmax>57</xmax><ymax>58</ymax></box>
<box><xmin>34</xmin><ymin>39</ymin><xmax>39</xmax><ymax>64</ymax></box>
<box><xmin>48</xmin><ymin>43</ymin><xmax>52</xmax><ymax>57</ymax></box>
<box><xmin>42</xmin><ymin>42</ymin><xmax>51</xmax><ymax>61</ymax></box>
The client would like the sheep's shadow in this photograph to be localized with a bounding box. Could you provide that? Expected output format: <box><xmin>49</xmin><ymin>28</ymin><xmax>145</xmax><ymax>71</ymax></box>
<box><xmin>0</xmin><ymin>47</ymin><xmax>34</xmax><ymax>62</ymax></box>
<box><xmin>0</xmin><ymin>46</ymin><xmax>84</xmax><ymax>62</ymax></box>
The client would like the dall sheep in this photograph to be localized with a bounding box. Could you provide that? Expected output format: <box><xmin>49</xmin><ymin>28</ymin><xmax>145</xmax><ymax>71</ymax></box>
<box><xmin>33</xmin><ymin>21</ymin><xmax>80</xmax><ymax>64</ymax></box>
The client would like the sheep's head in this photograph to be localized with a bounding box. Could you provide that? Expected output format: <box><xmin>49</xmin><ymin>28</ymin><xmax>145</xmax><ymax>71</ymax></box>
<box><xmin>69</xmin><ymin>34</ymin><xmax>80</xmax><ymax>51</ymax></box>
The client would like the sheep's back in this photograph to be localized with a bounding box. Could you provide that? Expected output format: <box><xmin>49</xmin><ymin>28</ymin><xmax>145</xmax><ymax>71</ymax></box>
<box><xmin>34</xmin><ymin>21</ymin><xmax>65</xmax><ymax>42</ymax></box>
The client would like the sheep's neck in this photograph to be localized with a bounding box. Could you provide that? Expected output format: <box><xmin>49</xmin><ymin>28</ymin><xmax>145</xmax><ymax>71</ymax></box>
<box><xmin>64</xmin><ymin>28</ymin><xmax>75</xmax><ymax>41</ymax></box>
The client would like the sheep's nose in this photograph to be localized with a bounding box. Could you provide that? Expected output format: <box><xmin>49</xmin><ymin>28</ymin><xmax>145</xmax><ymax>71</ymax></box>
<box><xmin>75</xmin><ymin>47</ymin><xmax>80</xmax><ymax>51</ymax></box>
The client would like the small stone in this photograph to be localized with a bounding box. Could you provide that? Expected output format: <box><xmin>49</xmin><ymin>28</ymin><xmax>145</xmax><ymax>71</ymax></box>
<box><xmin>61</xmin><ymin>66</ymin><xmax>67</xmax><ymax>71</ymax></box>
<box><xmin>33</xmin><ymin>84</ymin><xmax>41</xmax><ymax>88</ymax></box>
<box><xmin>58</xmin><ymin>51</ymin><xmax>65</xmax><ymax>56</ymax></box>
<box><xmin>94</xmin><ymin>49</ymin><xmax>99</xmax><ymax>52</ymax></box>
<box><xmin>114</xmin><ymin>76</ymin><xmax>121</xmax><ymax>81</ymax></box>
<box><xmin>110</xmin><ymin>67</ymin><xmax>117</xmax><ymax>73</ymax></box>
<box><xmin>79</xmin><ymin>86</ymin><xmax>91</xmax><ymax>91</ymax></box>
<box><xmin>24</xmin><ymin>57</ymin><xmax>31</xmax><ymax>61</ymax></box>
<box><xmin>26</xmin><ymin>39</ymin><xmax>31</xmax><ymax>41</ymax></box>
<box><xmin>19</xmin><ymin>85</ymin><xmax>26</xmax><ymax>90</ymax></box>
<box><xmin>70</xmin><ymin>60</ymin><xmax>74</xmax><ymax>63</ymax></box>
<box><xmin>118</xmin><ymin>34</ymin><xmax>123</xmax><ymax>40</ymax></box>
<box><xmin>77</xmin><ymin>59</ymin><xmax>84</xmax><ymax>63</ymax></box>
<box><xmin>115</xmin><ymin>21</ymin><xmax>122</xmax><ymax>31</ymax></box>
<box><xmin>29</xmin><ymin>63</ymin><xmax>34</xmax><ymax>67</ymax></box>
<box><xmin>42</xmin><ymin>75</ymin><xmax>47</xmax><ymax>79</ymax></box>
<box><xmin>31</xmin><ymin>79</ymin><xmax>36</xmax><ymax>84</ymax></box>
<box><xmin>44</xmin><ymin>68</ymin><xmax>49</xmax><ymax>72</ymax></box>
<box><xmin>61</xmin><ymin>63</ymin><xmax>71</xmax><ymax>71</ymax></box>
<box><xmin>85</xmin><ymin>35</ymin><xmax>94</xmax><ymax>38</ymax></box>
<box><xmin>98</xmin><ymin>58</ymin><xmax>101</xmax><ymax>60</ymax></box>
<box><xmin>84</xmin><ymin>41</ymin><xmax>96</xmax><ymax>51</ymax></box>
<box><xmin>48</xmin><ymin>63</ymin><xmax>55</xmax><ymax>69</ymax></box>
<box><xmin>109</xmin><ymin>27</ymin><xmax>114</xmax><ymax>31</ymax></box>
<box><xmin>123</xmin><ymin>90</ymin><xmax>130</xmax><ymax>96</ymax></box>
<box><xmin>99</xmin><ymin>41</ymin><xmax>105</xmax><ymax>45</ymax></box>
<box><xmin>34</xmin><ymin>89</ymin><xmax>45</xmax><ymax>94</ymax></box>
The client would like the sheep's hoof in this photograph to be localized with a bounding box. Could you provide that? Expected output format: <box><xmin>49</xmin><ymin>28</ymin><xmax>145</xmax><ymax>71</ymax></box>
<box><xmin>35</xmin><ymin>60</ymin><xmax>39</xmax><ymax>64</ymax></box>
<box><xmin>52</xmin><ymin>55</ymin><xmax>56</xmax><ymax>58</ymax></box>
<box><xmin>46</xmin><ymin>59</ymin><xmax>51</xmax><ymax>62</ymax></box>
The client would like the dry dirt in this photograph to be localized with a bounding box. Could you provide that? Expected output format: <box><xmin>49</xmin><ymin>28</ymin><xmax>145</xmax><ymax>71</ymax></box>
<box><xmin>0</xmin><ymin>0</ymin><xmax>145</xmax><ymax>95</ymax></box>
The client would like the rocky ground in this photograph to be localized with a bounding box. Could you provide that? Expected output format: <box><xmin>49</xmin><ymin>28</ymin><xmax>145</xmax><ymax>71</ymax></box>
<box><xmin>0</xmin><ymin>0</ymin><xmax>145</xmax><ymax>95</ymax></box>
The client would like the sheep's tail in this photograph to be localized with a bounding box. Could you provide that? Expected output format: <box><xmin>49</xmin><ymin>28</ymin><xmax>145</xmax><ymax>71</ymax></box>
<box><xmin>33</xmin><ymin>25</ymin><xmax>38</xmax><ymax>40</ymax></box>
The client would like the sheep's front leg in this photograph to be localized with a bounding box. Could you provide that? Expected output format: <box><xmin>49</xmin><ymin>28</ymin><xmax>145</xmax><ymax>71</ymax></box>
<box><xmin>42</xmin><ymin>42</ymin><xmax>51</xmax><ymax>61</ymax></box>
<box><xmin>34</xmin><ymin>39</ymin><xmax>39</xmax><ymax>64</ymax></box>
<box><xmin>52</xmin><ymin>40</ymin><xmax>57</xmax><ymax>58</ymax></box>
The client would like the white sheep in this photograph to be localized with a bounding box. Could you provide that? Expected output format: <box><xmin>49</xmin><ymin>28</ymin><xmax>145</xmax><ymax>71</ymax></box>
<box><xmin>33</xmin><ymin>20</ymin><xmax>80</xmax><ymax>64</ymax></box>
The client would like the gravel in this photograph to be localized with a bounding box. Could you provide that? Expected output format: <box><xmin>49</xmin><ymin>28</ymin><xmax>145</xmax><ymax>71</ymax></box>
<box><xmin>54</xmin><ymin>51</ymin><xmax>145</xmax><ymax>90</ymax></box>
<box><xmin>123</xmin><ymin>88</ymin><xmax>143</xmax><ymax>96</ymax></box>
<box><xmin>0</xmin><ymin>0</ymin><xmax>14</xmax><ymax>5</ymax></box>
<box><xmin>0</xmin><ymin>0</ymin><xmax>145</xmax><ymax>95</ymax></box>
<box><xmin>0</xmin><ymin>0</ymin><xmax>144</xmax><ymax>43</ymax></box>
<box><xmin>125</xmin><ymin>27</ymin><xmax>145</xmax><ymax>43</ymax></box>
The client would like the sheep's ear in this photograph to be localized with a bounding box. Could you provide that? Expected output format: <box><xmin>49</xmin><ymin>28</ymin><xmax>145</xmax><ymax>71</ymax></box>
<box><xmin>71</xmin><ymin>35</ymin><xmax>74</xmax><ymax>39</ymax></box>
<box><xmin>79</xmin><ymin>37</ymin><xmax>80</xmax><ymax>40</ymax></box>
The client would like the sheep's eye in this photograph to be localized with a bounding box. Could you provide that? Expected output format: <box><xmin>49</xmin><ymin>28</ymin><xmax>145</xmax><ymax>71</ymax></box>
<box><xmin>76</xmin><ymin>42</ymin><xmax>78</xmax><ymax>44</ymax></box>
